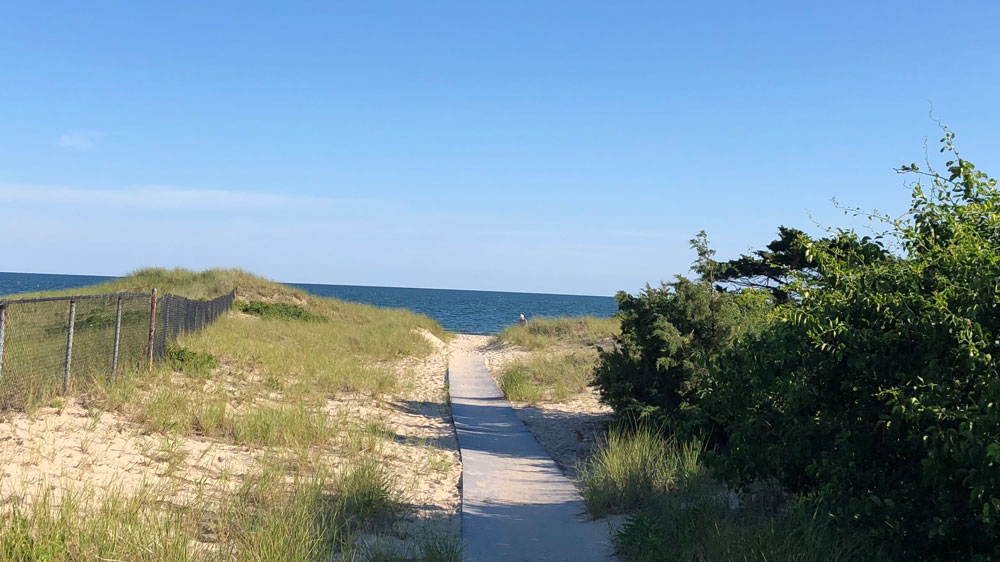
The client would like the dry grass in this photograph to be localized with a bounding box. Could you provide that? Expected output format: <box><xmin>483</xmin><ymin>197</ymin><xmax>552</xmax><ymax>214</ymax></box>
<box><xmin>0</xmin><ymin>460</ymin><xmax>407</xmax><ymax>562</ymax></box>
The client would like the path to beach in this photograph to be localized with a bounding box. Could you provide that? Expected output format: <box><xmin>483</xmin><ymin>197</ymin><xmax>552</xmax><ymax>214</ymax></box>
<box><xmin>449</xmin><ymin>336</ymin><xmax>614</xmax><ymax>562</ymax></box>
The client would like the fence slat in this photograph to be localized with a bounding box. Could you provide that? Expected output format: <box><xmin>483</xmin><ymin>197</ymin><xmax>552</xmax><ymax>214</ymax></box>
<box><xmin>111</xmin><ymin>296</ymin><xmax>123</xmax><ymax>381</ymax></box>
<box><xmin>0</xmin><ymin>304</ymin><xmax>6</xmax><ymax>381</ymax></box>
<box><xmin>63</xmin><ymin>300</ymin><xmax>76</xmax><ymax>393</ymax></box>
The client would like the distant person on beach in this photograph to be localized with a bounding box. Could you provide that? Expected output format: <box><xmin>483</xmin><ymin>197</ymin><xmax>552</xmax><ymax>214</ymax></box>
<box><xmin>519</xmin><ymin>313</ymin><xmax>527</xmax><ymax>327</ymax></box>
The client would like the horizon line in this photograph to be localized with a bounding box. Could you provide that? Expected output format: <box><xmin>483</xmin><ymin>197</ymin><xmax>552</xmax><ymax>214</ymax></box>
<box><xmin>0</xmin><ymin>270</ymin><xmax>617</xmax><ymax>299</ymax></box>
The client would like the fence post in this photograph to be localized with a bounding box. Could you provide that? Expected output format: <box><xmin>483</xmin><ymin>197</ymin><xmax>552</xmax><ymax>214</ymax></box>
<box><xmin>111</xmin><ymin>296</ymin><xmax>123</xmax><ymax>381</ymax></box>
<box><xmin>146</xmin><ymin>288</ymin><xmax>158</xmax><ymax>371</ymax></box>
<box><xmin>64</xmin><ymin>300</ymin><xmax>76</xmax><ymax>393</ymax></box>
<box><xmin>0</xmin><ymin>304</ymin><xmax>6</xmax><ymax>381</ymax></box>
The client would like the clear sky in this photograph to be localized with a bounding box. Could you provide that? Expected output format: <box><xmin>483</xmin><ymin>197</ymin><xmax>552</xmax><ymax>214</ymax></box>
<box><xmin>2</xmin><ymin>2</ymin><xmax>999</xmax><ymax>296</ymax></box>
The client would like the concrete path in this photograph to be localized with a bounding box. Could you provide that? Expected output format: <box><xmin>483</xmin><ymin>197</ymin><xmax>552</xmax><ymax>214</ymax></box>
<box><xmin>449</xmin><ymin>342</ymin><xmax>615</xmax><ymax>562</ymax></box>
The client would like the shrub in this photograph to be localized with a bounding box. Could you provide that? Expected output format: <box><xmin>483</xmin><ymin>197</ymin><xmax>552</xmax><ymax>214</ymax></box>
<box><xmin>164</xmin><ymin>346</ymin><xmax>217</xmax><ymax>378</ymax></box>
<box><xmin>710</xmin><ymin>133</ymin><xmax>1000</xmax><ymax>560</ymax></box>
<box><xmin>593</xmin><ymin>263</ymin><xmax>772</xmax><ymax>440</ymax></box>
<box><xmin>595</xmin><ymin>133</ymin><xmax>1000</xmax><ymax>560</ymax></box>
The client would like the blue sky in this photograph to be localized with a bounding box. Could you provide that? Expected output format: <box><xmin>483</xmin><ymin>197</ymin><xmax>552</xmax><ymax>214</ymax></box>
<box><xmin>2</xmin><ymin>1</ymin><xmax>999</xmax><ymax>295</ymax></box>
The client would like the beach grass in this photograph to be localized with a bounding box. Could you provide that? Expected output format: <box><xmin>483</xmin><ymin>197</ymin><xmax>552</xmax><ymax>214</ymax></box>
<box><xmin>579</xmin><ymin>424</ymin><xmax>879</xmax><ymax>562</ymax></box>
<box><xmin>0</xmin><ymin>458</ymin><xmax>405</xmax><ymax>562</ymax></box>
<box><xmin>492</xmin><ymin>315</ymin><xmax>617</xmax><ymax>404</ymax></box>
<box><xmin>498</xmin><ymin>351</ymin><xmax>597</xmax><ymax>404</ymax></box>
<box><xmin>578</xmin><ymin>423</ymin><xmax>702</xmax><ymax>517</ymax></box>
<box><xmin>493</xmin><ymin>315</ymin><xmax>619</xmax><ymax>350</ymax></box>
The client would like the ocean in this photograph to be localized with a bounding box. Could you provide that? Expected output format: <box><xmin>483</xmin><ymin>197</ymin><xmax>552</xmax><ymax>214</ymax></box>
<box><xmin>0</xmin><ymin>272</ymin><xmax>618</xmax><ymax>334</ymax></box>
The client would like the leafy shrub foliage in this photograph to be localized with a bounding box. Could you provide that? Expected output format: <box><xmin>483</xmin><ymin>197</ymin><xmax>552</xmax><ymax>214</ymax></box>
<box><xmin>714</xmin><ymin>135</ymin><xmax>1000</xmax><ymax>559</ymax></box>
<box><xmin>593</xmin><ymin>242</ymin><xmax>773</xmax><ymax>441</ymax></box>
<box><xmin>164</xmin><ymin>346</ymin><xmax>217</xmax><ymax>378</ymax></box>
<box><xmin>596</xmin><ymin>131</ymin><xmax>1000</xmax><ymax>560</ymax></box>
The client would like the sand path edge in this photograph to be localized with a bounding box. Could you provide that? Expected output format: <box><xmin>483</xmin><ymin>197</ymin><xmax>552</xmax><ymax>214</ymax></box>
<box><xmin>449</xmin><ymin>337</ymin><xmax>615</xmax><ymax>562</ymax></box>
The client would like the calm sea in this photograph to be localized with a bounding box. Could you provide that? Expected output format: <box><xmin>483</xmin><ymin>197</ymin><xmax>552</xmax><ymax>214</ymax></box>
<box><xmin>0</xmin><ymin>272</ymin><xmax>617</xmax><ymax>334</ymax></box>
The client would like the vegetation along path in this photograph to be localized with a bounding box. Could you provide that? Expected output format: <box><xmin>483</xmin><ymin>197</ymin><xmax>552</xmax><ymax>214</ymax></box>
<box><xmin>449</xmin><ymin>336</ymin><xmax>614</xmax><ymax>562</ymax></box>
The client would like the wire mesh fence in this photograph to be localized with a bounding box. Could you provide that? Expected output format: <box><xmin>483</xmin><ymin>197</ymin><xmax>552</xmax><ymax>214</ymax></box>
<box><xmin>0</xmin><ymin>289</ymin><xmax>235</xmax><ymax>409</ymax></box>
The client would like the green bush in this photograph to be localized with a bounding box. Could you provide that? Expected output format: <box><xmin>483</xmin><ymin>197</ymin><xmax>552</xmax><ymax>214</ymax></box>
<box><xmin>597</xmin><ymin>132</ymin><xmax>1000</xmax><ymax>560</ymax></box>
<box><xmin>593</xmin><ymin>262</ymin><xmax>772</xmax><ymax>441</ymax></box>
<box><xmin>234</xmin><ymin>300</ymin><xmax>324</xmax><ymax>322</ymax></box>
<box><xmin>709</xmin><ymin>134</ymin><xmax>1000</xmax><ymax>560</ymax></box>
<box><xmin>164</xmin><ymin>346</ymin><xmax>217</xmax><ymax>378</ymax></box>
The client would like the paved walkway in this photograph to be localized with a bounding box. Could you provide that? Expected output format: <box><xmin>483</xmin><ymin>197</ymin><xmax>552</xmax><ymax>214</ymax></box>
<box><xmin>449</xmin><ymin>343</ymin><xmax>614</xmax><ymax>562</ymax></box>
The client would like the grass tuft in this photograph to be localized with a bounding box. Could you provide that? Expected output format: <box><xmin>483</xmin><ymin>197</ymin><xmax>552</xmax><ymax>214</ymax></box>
<box><xmin>0</xmin><ymin>485</ymin><xmax>197</xmax><ymax>561</ymax></box>
<box><xmin>221</xmin><ymin>471</ymin><xmax>351</xmax><ymax>561</ymax></box>
<box><xmin>578</xmin><ymin>423</ymin><xmax>701</xmax><ymax>517</ymax></box>
<box><xmin>498</xmin><ymin>366</ymin><xmax>543</xmax><ymax>403</ymax></box>
<box><xmin>334</xmin><ymin>457</ymin><xmax>403</xmax><ymax>532</ymax></box>
<box><xmin>0</xmin><ymin>463</ymin><xmax>402</xmax><ymax>561</ymax></box>
<box><xmin>614</xmin><ymin>496</ymin><xmax>879</xmax><ymax>562</ymax></box>
<box><xmin>137</xmin><ymin>386</ymin><xmax>194</xmax><ymax>434</ymax></box>
<box><xmin>231</xmin><ymin>405</ymin><xmax>335</xmax><ymax>448</ymax></box>
<box><xmin>580</xmin><ymin>424</ymin><xmax>881</xmax><ymax>562</ymax></box>
<box><xmin>498</xmin><ymin>352</ymin><xmax>596</xmax><ymax>403</ymax></box>
<box><xmin>416</xmin><ymin>532</ymin><xmax>464</xmax><ymax>562</ymax></box>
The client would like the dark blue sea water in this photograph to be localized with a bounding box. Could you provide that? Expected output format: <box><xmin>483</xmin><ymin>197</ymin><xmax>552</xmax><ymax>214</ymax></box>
<box><xmin>0</xmin><ymin>272</ymin><xmax>617</xmax><ymax>334</ymax></box>
<box><xmin>0</xmin><ymin>272</ymin><xmax>115</xmax><ymax>296</ymax></box>
<box><xmin>290</xmin><ymin>283</ymin><xmax>617</xmax><ymax>334</ymax></box>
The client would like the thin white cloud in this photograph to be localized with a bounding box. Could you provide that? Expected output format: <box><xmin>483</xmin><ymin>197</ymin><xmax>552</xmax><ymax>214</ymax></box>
<box><xmin>0</xmin><ymin>184</ymin><xmax>380</xmax><ymax>211</ymax></box>
<box><xmin>56</xmin><ymin>131</ymin><xmax>104</xmax><ymax>151</ymax></box>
